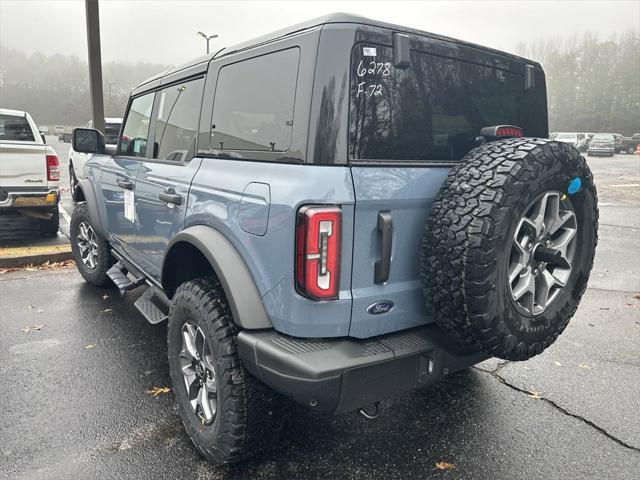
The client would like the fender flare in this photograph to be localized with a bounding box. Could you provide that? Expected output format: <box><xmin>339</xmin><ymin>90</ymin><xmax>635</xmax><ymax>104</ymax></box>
<box><xmin>163</xmin><ymin>225</ymin><xmax>272</xmax><ymax>330</ymax></box>
<box><xmin>76</xmin><ymin>178</ymin><xmax>108</xmax><ymax>239</ymax></box>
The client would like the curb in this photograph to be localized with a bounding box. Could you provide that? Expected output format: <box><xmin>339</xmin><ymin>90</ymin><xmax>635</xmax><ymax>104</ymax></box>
<box><xmin>0</xmin><ymin>244</ymin><xmax>73</xmax><ymax>269</ymax></box>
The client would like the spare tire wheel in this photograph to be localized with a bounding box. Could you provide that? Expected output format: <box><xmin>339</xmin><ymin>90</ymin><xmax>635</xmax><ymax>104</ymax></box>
<box><xmin>421</xmin><ymin>138</ymin><xmax>598</xmax><ymax>361</ymax></box>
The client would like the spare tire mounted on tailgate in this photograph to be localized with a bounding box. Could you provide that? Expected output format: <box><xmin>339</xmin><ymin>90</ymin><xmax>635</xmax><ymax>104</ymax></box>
<box><xmin>421</xmin><ymin>138</ymin><xmax>598</xmax><ymax>360</ymax></box>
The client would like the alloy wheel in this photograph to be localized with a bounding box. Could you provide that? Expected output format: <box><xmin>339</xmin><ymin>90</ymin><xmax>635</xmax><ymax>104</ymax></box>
<box><xmin>76</xmin><ymin>221</ymin><xmax>99</xmax><ymax>269</ymax></box>
<box><xmin>179</xmin><ymin>323</ymin><xmax>218</xmax><ymax>425</ymax></box>
<box><xmin>507</xmin><ymin>191</ymin><xmax>578</xmax><ymax>316</ymax></box>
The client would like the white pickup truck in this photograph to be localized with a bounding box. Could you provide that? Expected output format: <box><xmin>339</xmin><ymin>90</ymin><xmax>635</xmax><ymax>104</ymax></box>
<box><xmin>0</xmin><ymin>108</ymin><xmax>60</xmax><ymax>235</ymax></box>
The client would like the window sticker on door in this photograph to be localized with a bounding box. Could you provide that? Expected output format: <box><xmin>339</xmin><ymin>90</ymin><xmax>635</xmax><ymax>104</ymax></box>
<box><xmin>123</xmin><ymin>189</ymin><xmax>135</xmax><ymax>222</ymax></box>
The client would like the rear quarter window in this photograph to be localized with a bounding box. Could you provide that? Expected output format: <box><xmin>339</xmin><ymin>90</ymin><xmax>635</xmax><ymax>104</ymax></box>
<box><xmin>349</xmin><ymin>44</ymin><xmax>540</xmax><ymax>162</ymax></box>
<box><xmin>210</xmin><ymin>48</ymin><xmax>300</xmax><ymax>152</ymax></box>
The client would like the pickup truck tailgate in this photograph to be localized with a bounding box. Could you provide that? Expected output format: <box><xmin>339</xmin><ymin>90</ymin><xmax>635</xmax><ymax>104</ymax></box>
<box><xmin>0</xmin><ymin>143</ymin><xmax>48</xmax><ymax>187</ymax></box>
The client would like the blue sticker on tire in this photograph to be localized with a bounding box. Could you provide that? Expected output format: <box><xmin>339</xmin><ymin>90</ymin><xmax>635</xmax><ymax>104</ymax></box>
<box><xmin>568</xmin><ymin>177</ymin><xmax>582</xmax><ymax>195</ymax></box>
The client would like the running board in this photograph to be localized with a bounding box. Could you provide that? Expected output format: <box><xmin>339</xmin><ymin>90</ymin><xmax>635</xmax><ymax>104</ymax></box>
<box><xmin>134</xmin><ymin>286</ymin><xmax>169</xmax><ymax>325</ymax></box>
<box><xmin>107</xmin><ymin>261</ymin><xmax>145</xmax><ymax>296</ymax></box>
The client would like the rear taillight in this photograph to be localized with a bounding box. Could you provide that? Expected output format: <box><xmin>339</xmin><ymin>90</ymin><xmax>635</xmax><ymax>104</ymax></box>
<box><xmin>495</xmin><ymin>126</ymin><xmax>523</xmax><ymax>137</ymax></box>
<box><xmin>46</xmin><ymin>154</ymin><xmax>60</xmax><ymax>181</ymax></box>
<box><xmin>295</xmin><ymin>206</ymin><xmax>341</xmax><ymax>300</ymax></box>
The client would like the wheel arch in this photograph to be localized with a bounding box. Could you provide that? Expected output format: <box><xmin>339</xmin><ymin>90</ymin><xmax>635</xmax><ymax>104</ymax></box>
<box><xmin>162</xmin><ymin>225</ymin><xmax>272</xmax><ymax>330</ymax></box>
<box><xmin>75</xmin><ymin>179</ymin><xmax>102</xmax><ymax>234</ymax></box>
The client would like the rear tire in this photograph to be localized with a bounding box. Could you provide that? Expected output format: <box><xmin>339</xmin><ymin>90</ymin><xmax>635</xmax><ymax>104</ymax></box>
<box><xmin>70</xmin><ymin>203</ymin><xmax>113</xmax><ymax>286</ymax></box>
<box><xmin>421</xmin><ymin>139</ymin><xmax>598</xmax><ymax>361</ymax></box>
<box><xmin>168</xmin><ymin>277</ymin><xmax>284</xmax><ymax>465</ymax></box>
<box><xmin>38</xmin><ymin>209</ymin><xmax>59</xmax><ymax>236</ymax></box>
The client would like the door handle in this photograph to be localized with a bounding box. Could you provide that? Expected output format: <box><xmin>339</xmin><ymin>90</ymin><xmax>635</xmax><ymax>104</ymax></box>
<box><xmin>159</xmin><ymin>191</ymin><xmax>182</xmax><ymax>206</ymax></box>
<box><xmin>117</xmin><ymin>179</ymin><xmax>133</xmax><ymax>190</ymax></box>
<box><xmin>374</xmin><ymin>211</ymin><xmax>393</xmax><ymax>284</ymax></box>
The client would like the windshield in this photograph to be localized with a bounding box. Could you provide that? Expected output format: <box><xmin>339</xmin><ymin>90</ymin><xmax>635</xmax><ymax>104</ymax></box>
<box><xmin>592</xmin><ymin>134</ymin><xmax>613</xmax><ymax>142</ymax></box>
<box><xmin>349</xmin><ymin>45</ymin><xmax>547</xmax><ymax>162</ymax></box>
<box><xmin>556</xmin><ymin>133</ymin><xmax>576</xmax><ymax>139</ymax></box>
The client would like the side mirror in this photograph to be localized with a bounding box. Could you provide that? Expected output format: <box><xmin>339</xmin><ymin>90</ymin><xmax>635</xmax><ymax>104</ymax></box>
<box><xmin>72</xmin><ymin>128</ymin><xmax>105</xmax><ymax>154</ymax></box>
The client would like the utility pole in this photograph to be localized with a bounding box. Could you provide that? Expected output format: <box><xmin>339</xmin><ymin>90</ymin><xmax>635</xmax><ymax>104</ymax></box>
<box><xmin>85</xmin><ymin>0</ymin><xmax>105</xmax><ymax>134</ymax></box>
<box><xmin>197</xmin><ymin>31</ymin><xmax>218</xmax><ymax>55</ymax></box>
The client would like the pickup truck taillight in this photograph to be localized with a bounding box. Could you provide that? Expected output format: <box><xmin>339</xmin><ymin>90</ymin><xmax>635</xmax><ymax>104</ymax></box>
<box><xmin>295</xmin><ymin>206</ymin><xmax>341</xmax><ymax>300</ymax></box>
<box><xmin>46</xmin><ymin>154</ymin><xmax>60</xmax><ymax>181</ymax></box>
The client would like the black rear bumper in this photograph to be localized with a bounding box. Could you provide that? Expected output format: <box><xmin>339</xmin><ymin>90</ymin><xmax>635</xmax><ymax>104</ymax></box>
<box><xmin>237</xmin><ymin>324</ymin><xmax>487</xmax><ymax>414</ymax></box>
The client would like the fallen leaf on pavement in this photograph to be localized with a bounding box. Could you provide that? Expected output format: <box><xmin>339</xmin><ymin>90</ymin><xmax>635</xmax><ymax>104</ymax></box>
<box><xmin>553</xmin><ymin>361</ymin><xmax>562</xmax><ymax>366</ymax></box>
<box><xmin>435</xmin><ymin>461</ymin><xmax>456</xmax><ymax>470</ymax></box>
<box><xmin>578</xmin><ymin>363</ymin><xmax>591</xmax><ymax>369</ymax></box>
<box><xmin>529</xmin><ymin>389</ymin><xmax>542</xmax><ymax>399</ymax></box>
<box><xmin>84</xmin><ymin>344</ymin><xmax>96</xmax><ymax>349</ymax></box>
<box><xmin>27</xmin><ymin>305</ymin><xmax>34</xmax><ymax>310</ymax></box>
<box><xmin>21</xmin><ymin>324</ymin><xmax>44</xmax><ymax>333</ymax></box>
<box><xmin>146</xmin><ymin>386</ymin><xmax>171</xmax><ymax>397</ymax></box>
<box><xmin>0</xmin><ymin>260</ymin><xmax>75</xmax><ymax>275</ymax></box>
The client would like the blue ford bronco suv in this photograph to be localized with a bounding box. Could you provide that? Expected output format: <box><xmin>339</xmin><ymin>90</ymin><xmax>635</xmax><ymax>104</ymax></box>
<box><xmin>70</xmin><ymin>14</ymin><xmax>598</xmax><ymax>464</ymax></box>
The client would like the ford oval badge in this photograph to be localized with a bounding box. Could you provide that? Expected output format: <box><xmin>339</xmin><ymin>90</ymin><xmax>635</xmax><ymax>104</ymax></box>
<box><xmin>367</xmin><ymin>300</ymin><xmax>394</xmax><ymax>315</ymax></box>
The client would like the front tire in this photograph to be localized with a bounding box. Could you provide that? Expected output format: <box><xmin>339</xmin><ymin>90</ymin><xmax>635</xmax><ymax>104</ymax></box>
<box><xmin>70</xmin><ymin>203</ymin><xmax>113</xmax><ymax>286</ymax></box>
<box><xmin>168</xmin><ymin>277</ymin><xmax>284</xmax><ymax>465</ymax></box>
<box><xmin>69</xmin><ymin>164</ymin><xmax>79</xmax><ymax>202</ymax></box>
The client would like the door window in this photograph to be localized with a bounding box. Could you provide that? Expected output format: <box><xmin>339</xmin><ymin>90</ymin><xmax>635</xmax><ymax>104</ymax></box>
<box><xmin>210</xmin><ymin>48</ymin><xmax>300</xmax><ymax>152</ymax></box>
<box><xmin>152</xmin><ymin>77</ymin><xmax>205</xmax><ymax>162</ymax></box>
<box><xmin>118</xmin><ymin>92</ymin><xmax>154</xmax><ymax>157</ymax></box>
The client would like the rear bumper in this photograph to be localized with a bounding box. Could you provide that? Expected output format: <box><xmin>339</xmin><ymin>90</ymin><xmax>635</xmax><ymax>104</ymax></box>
<box><xmin>237</xmin><ymin>324</ymin><xmax>487</xmax><ymax>414</ymax></box>
<box><xmin>0</xmin><ymin>188</ymin><xmax>59</xmax><ymax>208</ymax></box>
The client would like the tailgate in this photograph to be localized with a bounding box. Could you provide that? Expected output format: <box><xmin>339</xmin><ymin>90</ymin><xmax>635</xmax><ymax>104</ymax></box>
<box><xmin>0</xmin><ymin>143</ymin><xmax>48</xmax><ymax>188</ymax></box>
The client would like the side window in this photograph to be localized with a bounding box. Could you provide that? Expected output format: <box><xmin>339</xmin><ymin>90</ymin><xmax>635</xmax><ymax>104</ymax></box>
<box><xmin>211</xmin><ymin>48</ymin><xmax>300</xmax><ymax>152</ymax></box>
<box><xmin>153</xmin><ymin>77</ymin><xmax>204</xmax><ymax>162</ymax></box>
<box><xmin>118</xmin><ymin>92</ymin><xmax>154</xmax><ymax>157</ymax></box>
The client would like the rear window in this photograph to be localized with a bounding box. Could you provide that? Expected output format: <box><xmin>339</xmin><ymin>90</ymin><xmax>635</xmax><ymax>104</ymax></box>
<box><xmin>105</xmin><ymin>123</ymin><xmax>121</xmax><ymax>145</ymax></box>
<box><xmin>210</xmin><ymin>48</ymin><xmax>300</xmax><ymax>152</ymax></box>
<box><xmin>0</xmin><ymin>114</ymin><xmax>35</xmax><ymax>142</ymax></box>
<box><xmin>349</xmin><ymin>45</ymin><xmax>541</xmax><ymax>162</ymax></box>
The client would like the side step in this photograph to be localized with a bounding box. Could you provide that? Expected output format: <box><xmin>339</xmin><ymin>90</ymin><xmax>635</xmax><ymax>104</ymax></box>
<box><xmin>107</xmin><ymin>261</ymin><xmax>145</xmax><ymax>296</ymax></box>
<box><xmin>134</xmin><ymin>286</ymin><xmax>170</xmax><ymax>325</ymax></box>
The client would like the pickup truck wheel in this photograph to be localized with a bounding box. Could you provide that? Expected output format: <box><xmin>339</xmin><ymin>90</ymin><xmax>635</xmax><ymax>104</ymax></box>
<box><xmin>38</xmin><ymin>209</ymin><xmax>59</xmax><ymax>236</ymax></box>
<box><xmin>70</xmin><ymin>203</ymin><xmax>113</xmax><ymax>286</ymax></box>
<box><xmin>69</xmin><ymin>164</ymin><xmax>78</xmax><ymax>202</ymax></box>
<box><xmin>421</xmin><ymin>138</ymin><xmax>598</xmax><ymax>361</ymax></box>
<box><xmin>167</xmin><ymin>277</ymin><xmax>284</xmax><ymax>465</ymax></box>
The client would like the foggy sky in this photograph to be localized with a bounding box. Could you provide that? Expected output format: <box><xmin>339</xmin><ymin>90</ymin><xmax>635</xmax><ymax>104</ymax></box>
<box><xmin>1</xmin><ymin>0</ymin><xmax>639</xmax><ymax>66</ymax></box>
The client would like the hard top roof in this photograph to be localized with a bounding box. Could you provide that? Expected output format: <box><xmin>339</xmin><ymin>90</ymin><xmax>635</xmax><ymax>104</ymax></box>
<box><xmin>134</xmin><ymin>13</ymin><xmax>537</xmax><ymax>90</ymax></box>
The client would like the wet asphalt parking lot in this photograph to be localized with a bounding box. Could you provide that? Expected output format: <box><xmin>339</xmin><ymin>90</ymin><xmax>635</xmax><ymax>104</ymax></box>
<box><xmin>1</xmin><ymin>141</ymin><xmax>639</xmax><ymax>479</ymax></box>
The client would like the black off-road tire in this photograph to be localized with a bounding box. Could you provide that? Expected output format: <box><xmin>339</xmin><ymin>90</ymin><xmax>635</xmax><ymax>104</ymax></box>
<box><xmin>70</xmin><ymin>203</ymin><xmax>113</xmax><ymax>286</ymax></box>
<box><xmin>168</xmin><ymin>277</ymin><xmax>285</xmax><ymax>465</ymax></box>
<box><xmin>38</xmin><ymin>208</ymin><xmax>59</xmax><ymax>236</ymax></box>
<box><xmin>421</xmin><ymin>138</ymin><xmax>598</xmax><ymax>361</ymax></box>
<box><xmin>69</xmin><ymin>163</ymin><xmax>79</xmax><ymax>202</ymax></box>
